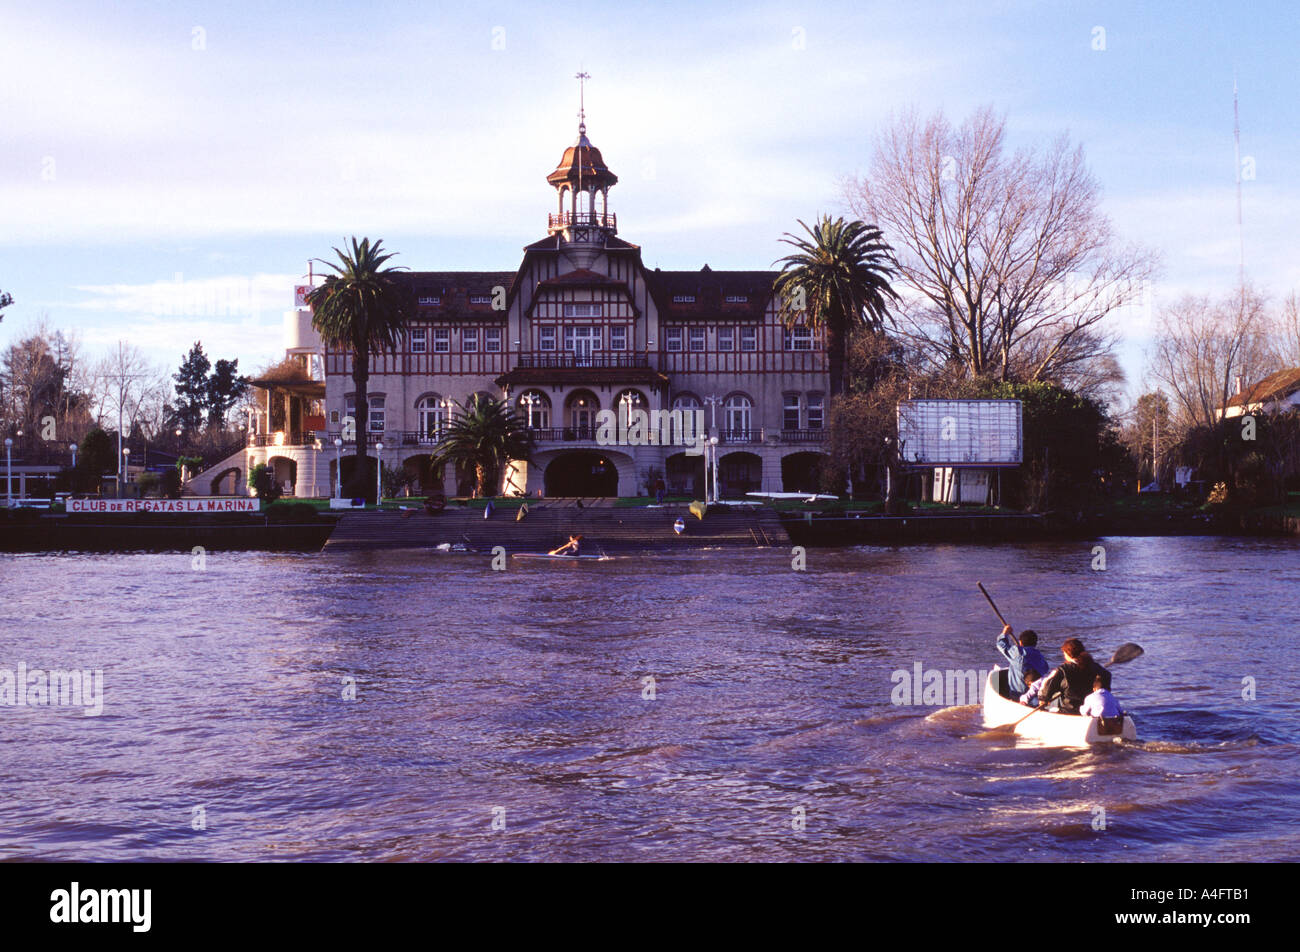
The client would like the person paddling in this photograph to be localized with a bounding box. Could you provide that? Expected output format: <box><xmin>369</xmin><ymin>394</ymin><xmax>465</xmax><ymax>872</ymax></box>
<box><xmin>548</xmin><ymin>534</ymin><xmax>583</xmax><ymax>557</ymax></box>
<box><xmin>997</xmin><ymin>625</ymin><xmax>1051</xmax><ymax>696</ymax></box>
<box><xmin>1037</xmin><ymin>638</ymin><xmax>1111</xmax><ymax>715</ymax></box>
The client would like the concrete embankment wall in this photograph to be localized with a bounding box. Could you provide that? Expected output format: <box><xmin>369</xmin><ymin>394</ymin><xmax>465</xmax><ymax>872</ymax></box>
<box><xmin>324</xmin><ymin>505</ymin><xmax>789</xmax><ymax>552</ymax></box>
<box><xmin>0</xmin><ymin>514</ymin><xmax>334</xmax><ymax>552</ymax></box>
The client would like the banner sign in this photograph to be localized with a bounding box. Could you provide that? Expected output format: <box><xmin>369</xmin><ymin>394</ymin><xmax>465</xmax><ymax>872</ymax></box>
<box><xmin>68</xmin><ymin>498</ymin><xmax>260</xmax><ymax>514</ymax></box>
<box><xmin>294</xmin><ymin>285</ymin><xmax>312</xmax><ymax>307</ymax></box>
<box><xmin>897</xmin><ymin>399</ymin><xmax>1023</xmax><ymax>467</ymax></box>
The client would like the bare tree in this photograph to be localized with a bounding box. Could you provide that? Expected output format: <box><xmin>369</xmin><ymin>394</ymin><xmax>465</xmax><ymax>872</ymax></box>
<box><xmin>1270</xmin><ymin>291</ymin><xmax>1300</xmax><ymax>368</ymax></box>
<box><xmin>1148</xmin><ymin>287</ymin><xmax>1272</xmax><ymax>430</ymax></box>
<box><xmin>91</xmin><ymin>341</ymin><xmax>171</xmax><ymax>479</ymax></box>
<box><xmin>845</xmin><ymin>106</ymin><xmax>1155</xmax><ymax>395</ymax></box>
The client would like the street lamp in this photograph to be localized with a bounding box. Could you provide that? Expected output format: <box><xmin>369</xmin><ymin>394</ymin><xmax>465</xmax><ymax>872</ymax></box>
<box><xmin>375</xmin><ymin>442</ymin><xmax>384</xmax><ymax>504</ymax></box>
<box><xmin>70</xmin><ymin>443</ymin><xmax>78</xmax><ymax>469</ymax></box>
<box><xmin>122</xmin><ymin>447</ymin><xmax>131</xmax><ymax>496</ymax></box>
<box><xmin>333</xmin><ymin>437</ymin><xmax>343</xmax><ymax>500</ymax></box>
<box><xmin>4</xmin><ymin>438</ymin><xmax>12</xmax><ymax>508</ymax></box>
<box><xmin>709</xmin><ymin>436</ymin><xmax>719</xmax><ymax>503</ymax></box>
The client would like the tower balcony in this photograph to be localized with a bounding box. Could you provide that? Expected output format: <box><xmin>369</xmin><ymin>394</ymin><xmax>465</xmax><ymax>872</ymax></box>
<box><xmin>547</xmin><ymin>210</ymin><xmax>617</xmax><ymax>235</ymax></box>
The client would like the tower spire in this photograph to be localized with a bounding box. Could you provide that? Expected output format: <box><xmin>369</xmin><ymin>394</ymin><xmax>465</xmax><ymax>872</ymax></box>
<box><xmin>576</xmin><ymin>70</ymin><xmax>590</xmax><ymax>135</ymax></box>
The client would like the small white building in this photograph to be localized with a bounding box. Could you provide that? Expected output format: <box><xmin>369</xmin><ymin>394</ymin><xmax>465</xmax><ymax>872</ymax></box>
<box><xmin>1218</xmin><ymin>368</ymin><xmax>1300</xmax><ymax>419</ymax></box>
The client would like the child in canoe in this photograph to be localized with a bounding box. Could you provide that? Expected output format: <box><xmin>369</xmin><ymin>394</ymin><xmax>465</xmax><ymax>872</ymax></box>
<box><xmin>1079</xmin><ymin>675</ymin><xmax>1125</xmax><ymax>718</ymax></box>
<box><xmin>1019</xmin><ymin>668</ymin><xmax>1047</xmax><ymax>707</ymax></box>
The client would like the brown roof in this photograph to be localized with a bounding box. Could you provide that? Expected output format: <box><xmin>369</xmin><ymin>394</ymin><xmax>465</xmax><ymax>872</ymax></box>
<box><xmin>1225</xmin><ymin>367</ymin><xmax>1300</xmax><ymax>407</ymax></box>
<box><xmin>396</xmin><ymin>271</ymin><xmax>517</xmax><ymax>321</ymax></box>
<box><xmin>546</xmin><ymin>132</ymin><xmax>619</xmax><ymax>190</ymax></box>
<box><xmin>648</xmin><ymin>265</ymin><xmax>778</xmax><ymax>320</ymax></box>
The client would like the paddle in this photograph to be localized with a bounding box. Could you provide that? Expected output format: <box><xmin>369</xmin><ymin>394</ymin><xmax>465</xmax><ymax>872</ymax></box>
<box><xmin>975</xmin><ymin>582</ymin><xmax>1143</xmax><ymax>731</ymax></box>
<box><xmin>1003</xmin><ymin>647</ymin><xmax>1149</xmax><ymax>728</ymax></box>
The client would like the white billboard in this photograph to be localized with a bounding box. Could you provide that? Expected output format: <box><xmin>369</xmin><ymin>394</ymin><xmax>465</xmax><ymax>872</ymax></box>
<box><xmin>897</xmin><ymin>399</ymin><xmax>1022</xmax><ymax>467</ymax></box>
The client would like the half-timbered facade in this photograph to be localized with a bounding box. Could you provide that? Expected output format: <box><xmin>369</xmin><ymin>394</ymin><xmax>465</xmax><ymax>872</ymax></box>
<box><xmin>319</xmin><ymin>118</ymin><xmax>831</xmax><ymax>498</ymax></box>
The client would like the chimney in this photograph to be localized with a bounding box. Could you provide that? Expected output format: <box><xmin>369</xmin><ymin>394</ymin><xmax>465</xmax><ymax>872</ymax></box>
<box><xmin>1234</xmin><ymin>375</ymin><xmax>1244</xmax><ymax>396</ymax></box>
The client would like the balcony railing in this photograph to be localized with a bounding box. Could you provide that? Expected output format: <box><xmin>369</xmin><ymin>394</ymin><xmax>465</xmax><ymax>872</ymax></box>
<box><xmin>396</xmin><ymin>430</ymin><xmax>446</xmax><ymax>447</ymax></box>
<box><xmin>516</xmin><ymin>353</ymin><xmax>650</xmax><ymax>370</ymax></box>
<box><xmin>530</xmin><ymin>427</ymin><xmax>598</xmax><ymax>443</ymax></box>
<box><xmin>323</xmin><ymin>429</ymin><xmax>399</xmax><ymax>447</ymax></box>
<box><xmin>718</xmin><ymin>428</ymin><xmax>761</xmax><ymax>444</ymax></box>
<box><xmin>547</xmin><ymin>211</ymin><xmax>617</xmax><ymax>231</ymax></box>
<box><xmin>781</xmin><ymin>428</ymin><xmax>826</xmax><ymax>443</ymax></box>
<box><xmin>248</xmin><ymin>432</ymin><xmax>319</xmax><ymax>447</ymax></box>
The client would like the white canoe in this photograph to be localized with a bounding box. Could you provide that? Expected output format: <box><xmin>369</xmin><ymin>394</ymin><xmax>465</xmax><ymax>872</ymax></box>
<box><xmin>982</xmin><ymin>668</ymin><xmax>1136</xmax><ymax>747</ymax></box>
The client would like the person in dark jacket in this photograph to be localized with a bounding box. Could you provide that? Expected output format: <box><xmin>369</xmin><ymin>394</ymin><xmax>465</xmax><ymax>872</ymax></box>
<box><xmin>1038</xmin><ymin>638</ymin><xmax>1111</xmax><ymax>714</ymax></box>
<box><xmin>997</xmin><ymin>625</ymin><xmax>1051</xmax><ymax>696</ymax></box>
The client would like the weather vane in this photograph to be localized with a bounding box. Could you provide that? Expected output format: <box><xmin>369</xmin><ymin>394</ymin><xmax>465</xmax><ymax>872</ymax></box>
<box><xmin>576</xmin><ymin>71</ymin><xmax>590</xmax><ymax>134</ymax></box>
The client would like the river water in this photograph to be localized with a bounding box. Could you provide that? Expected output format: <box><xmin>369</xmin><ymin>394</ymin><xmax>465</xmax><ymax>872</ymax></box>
<box><xmin>2</xmin><ymin>537</ymin><xmax>1297</xmax><ymax>862</ymax></box>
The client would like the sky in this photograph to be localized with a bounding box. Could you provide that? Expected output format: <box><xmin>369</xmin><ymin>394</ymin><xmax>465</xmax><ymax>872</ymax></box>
<box><xmin>2</xmin><ymin>0</ymin><xmax>1297</xmax><ymax>404</ymax></box>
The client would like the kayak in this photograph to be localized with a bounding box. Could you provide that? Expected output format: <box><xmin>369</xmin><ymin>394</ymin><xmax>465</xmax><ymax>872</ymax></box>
<box><xmin>510</xmin><ymin>552</ymin><xmax>614</xmax><ymax>562</ymax></box>
<box><xmin>982</xmin><ymin>667</ymin><xmax>1137</xmax><ymax>746</ymax></box>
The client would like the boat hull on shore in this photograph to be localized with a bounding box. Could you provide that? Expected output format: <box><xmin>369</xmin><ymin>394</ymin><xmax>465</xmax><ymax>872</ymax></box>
<box><xmin>982</xmin><ymin>668</ymin><xmax>1136</xmax><ymax>746</ymax></box>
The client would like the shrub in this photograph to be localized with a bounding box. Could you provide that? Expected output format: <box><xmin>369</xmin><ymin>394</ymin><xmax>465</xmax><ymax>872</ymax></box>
<box><xmin>158</xmin><ymin>468</ymin><xmax>183</xmax><ymax>499</ymax></box>
<box><xmin>248</xmin><ymin>463</ymin><xmax>282</xmax><ymax>503</ymax></box>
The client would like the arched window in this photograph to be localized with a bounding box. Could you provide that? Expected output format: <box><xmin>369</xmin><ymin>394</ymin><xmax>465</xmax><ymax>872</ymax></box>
<box><xmin>517</xmin><ymin>390</ymin><xmax>551</xmax><ymax>429</ymax></box>
<box><xmin>416</xmin><ymin>395</ymin><xmax>447</xmax><ymax>442</ymax></box>
<box><xmin>566</xmin><ymin>390</ymin><xmax>600</xmax><ymax>438</ymax></box>
<box><xmin>615</xmin><ymin>389</ymin><xmax>647</xmax><ymax>417</ymax></box>
<box><xmin>724</xmin><ymin>394</ymin><xmax>753</xmax><ymax>438</ymax></box>
<box><xmin>672</xmin><ymin>393</ymin><xmax>701</xmax><ymax>411</ymax></box>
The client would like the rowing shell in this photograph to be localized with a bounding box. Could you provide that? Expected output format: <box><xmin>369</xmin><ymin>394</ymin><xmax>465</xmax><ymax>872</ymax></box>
<box><xmin>982</xmin><ymin>668</ymin><xmax>1137</xmax><ymax>747</ymax></box>
<box><xmin>510</xmin><ymin>552</ymin><xmax>614</xmax><ymax>562</ymax></box>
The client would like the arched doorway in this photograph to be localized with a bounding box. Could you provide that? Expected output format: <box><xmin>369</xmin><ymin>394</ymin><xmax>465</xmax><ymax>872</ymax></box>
<box><xmin>268</xmin><ymin>456</ymin><xmax>298</xmax><ymax>496</ymax></box>
<box><xmin>403</xmin><ymin>454</ymin><xmax>435</xmax><ymax>495</ymax></box>
<box><xmin>665</xmin><ymin>451</ymin><xmax>705</xmax><ymax>498</ymax></box>
<box><xmin>781</xmin><ymin>452</ymin><xmax>827</xmax><ymax>494</ymax></box>
<box><xmin>719</xmin><ymin>451</ymin><xmax>761</xmax><ymax>498</ymax></box>
<box><xmin>544</xmin><ymin>451</ymin><xmax>618</xmax><ymax>497</ymax></box>
<box><xmin>339</xmin><ymin>455</ymin><xmax>377</xmax><ymax>496</ymax></box>
<box><xmin>210</xmin><ymin>467</ymin><xmax>241</xmax><ymax>495</ymax></box>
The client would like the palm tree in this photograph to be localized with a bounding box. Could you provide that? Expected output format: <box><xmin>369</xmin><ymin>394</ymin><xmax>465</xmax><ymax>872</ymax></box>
<box><xmin>306</xmin><ymin>237</ymin><xmax>415</xmax><ymax>501</ymax></box>
<box><xmin>773</xmin><ymin>216</ymin><xmax>899</xmax><ymax>398</ymax></box>
<box><xmin>431</xmin><ymin>394</ymin><xmax>533</xmax><ymax>498</ymax></box>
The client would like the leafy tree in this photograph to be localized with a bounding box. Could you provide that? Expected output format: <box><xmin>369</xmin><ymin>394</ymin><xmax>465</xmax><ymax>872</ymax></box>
<box><xmin>955</xmin><ymin>378</ymin><xmax>1124</xmax><ymax>512</ymax></box>
<box><xmin>206</xmin><ymin>358</ymin><xmax>248</xmax><ymax>429</ymax></box>
<box><xmin>173</xmin><ymin>342</ymin><xmax>211</xmax><ymax>436</ymax></box>
<box><xmin>307</xmin><ymin>238</ymin><xmax>416</xmax><ymax>502</ymax></box>
<box><xmin>0</xmin><ymin>290</ymin><xmax>11</xmax><ymax>323</ymax></box>
<box><xmin>73</xmin><ymin>428</ymin><xmax>115</xmax><ymax>491</ymax></box>
<box><xmin>158</xmin><ymin>467</ymin><xmax>183</xmax><ymax>499</ymax></box>
<box><xmin>774</xmin><ymin>216</ymin><xmax>898</xmax><ymax>398</ymax></box>
<box><xmin>431</xmin><ymin>394</ymin><xmax>533</xmax><ymax>497</ymax></box>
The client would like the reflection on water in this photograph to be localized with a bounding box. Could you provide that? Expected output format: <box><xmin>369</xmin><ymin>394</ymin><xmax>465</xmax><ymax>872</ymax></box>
<box><xmin>0</xmin><ymin>536</ymin><xmax>1297</xmax><ymax>861</ymax></box>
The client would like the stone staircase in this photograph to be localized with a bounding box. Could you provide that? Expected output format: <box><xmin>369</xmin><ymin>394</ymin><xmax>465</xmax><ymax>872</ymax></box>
<box><xmin>323</xmin><ymin>503</ymin><xmax>788</xmax><ymax>552</ymax></box>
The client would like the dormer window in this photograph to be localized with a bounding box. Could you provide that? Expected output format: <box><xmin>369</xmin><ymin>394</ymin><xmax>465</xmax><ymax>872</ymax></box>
<box><xmin>673</xmin><ymin>295</ymin><xmax>696</xmax><ymax>304</ymax></box>
<box><xmin>418</xmin><ymin>295</ymin><xmax>440</xmax><ymax>306</ymax></box>
<box><xmin>469</xmin><ymin>294</ymin><xmax>491</xmax><ymax>305</ymax></box>
<box><xmin>563</xmin><ymin>303</ymin><xmax>602</xmax><ymax>318</ymax></box>
<box><xmin>725</xmin><ymin>295</ymin><xmax>748</xmax><ymax>303</ymax></box>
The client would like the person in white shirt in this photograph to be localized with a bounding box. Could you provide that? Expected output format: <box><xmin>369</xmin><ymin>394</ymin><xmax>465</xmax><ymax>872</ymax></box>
<box><xmin>1079</xmin><ymin>675</ymin><xmax>1124</xmax><ymax>718</ymax></box>
<box><xmin>1019</xmin><ymin>668</ymin><xmax>1047</xmax><ymax>707</ymax></box>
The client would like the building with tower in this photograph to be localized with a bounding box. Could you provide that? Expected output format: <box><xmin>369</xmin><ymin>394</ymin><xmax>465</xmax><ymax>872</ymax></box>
<box><xmin>197</xmin><ymin>86</ymin><xmax>832</xmax><ymax>500</ymax></box>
